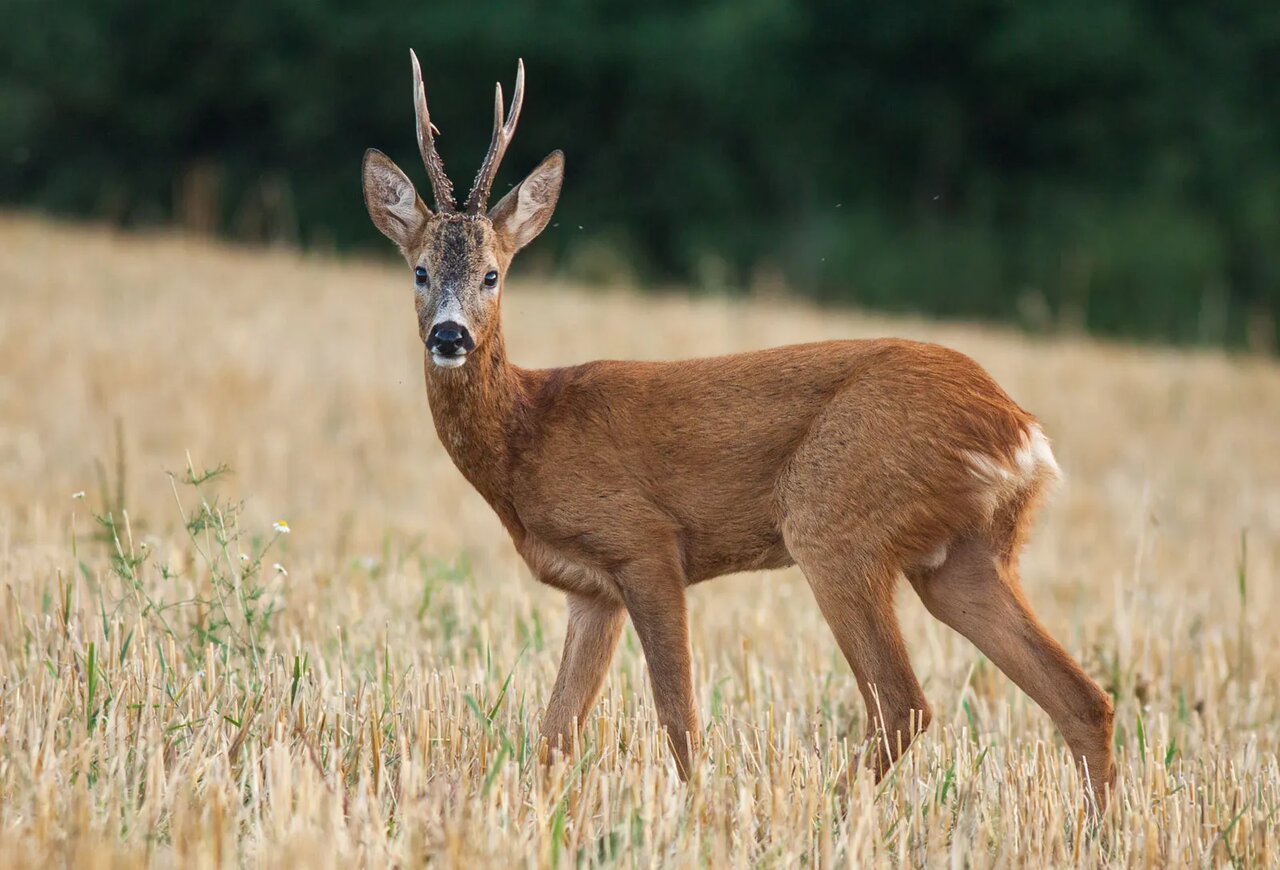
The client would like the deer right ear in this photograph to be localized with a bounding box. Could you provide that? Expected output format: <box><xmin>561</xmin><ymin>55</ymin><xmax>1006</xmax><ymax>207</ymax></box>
<box><xmin>362</xmin><ymin>149</ymin><xmax>430</xmax><ymax>254</ymax></box>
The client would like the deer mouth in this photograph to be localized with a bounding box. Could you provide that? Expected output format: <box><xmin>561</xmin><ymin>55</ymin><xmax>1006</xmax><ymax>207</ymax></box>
<box><xmin>430</xmin><ymin>350</ymin><xmax>468</xmax><ymax>369</ymax></box>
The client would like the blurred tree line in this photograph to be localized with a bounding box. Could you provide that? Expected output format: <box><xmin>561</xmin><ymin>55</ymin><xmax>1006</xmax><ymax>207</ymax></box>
<box><xmin>2</xmin><ymin>0</ymin><xmax>1277</xmax><ymax>350</ymax></box>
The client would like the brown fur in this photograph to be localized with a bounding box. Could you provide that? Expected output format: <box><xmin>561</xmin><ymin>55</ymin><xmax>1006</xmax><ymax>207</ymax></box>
<box><xmin>361</xmin><ymin>57</ymin><xmax>1116</xmax><ymax>804</ymax></box>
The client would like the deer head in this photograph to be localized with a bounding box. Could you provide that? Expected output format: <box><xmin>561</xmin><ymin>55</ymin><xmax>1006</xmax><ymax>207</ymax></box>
<box><xmin>362</xmin><ymin>51</ymin><xmax>564</xmax><ymax>369</ymax></box>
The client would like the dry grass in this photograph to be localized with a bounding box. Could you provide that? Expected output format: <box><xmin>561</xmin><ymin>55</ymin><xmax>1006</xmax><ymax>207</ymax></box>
<box><xmin>1</xmin><ymin>213</ymin><xmax>1278</xmax><ymax>867</ymax></box>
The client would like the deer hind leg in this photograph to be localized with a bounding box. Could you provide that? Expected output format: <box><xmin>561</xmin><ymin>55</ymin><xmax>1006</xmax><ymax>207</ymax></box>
<box><xmin>790</xmin><ymin>542</ymin><xmax>932</xmax><ymax>779</ymax></box>
<box><xmin>907</xmin><ymin>534</ymin><xmax>1115</xmax><ymax>800</ymax></box>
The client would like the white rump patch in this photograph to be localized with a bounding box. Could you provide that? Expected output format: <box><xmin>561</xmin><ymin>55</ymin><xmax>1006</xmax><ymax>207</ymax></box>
<box><xmin>962</xmin><ymin>450</ymin><xmax>1015</xmax><ymax>486</ymax></box>
<box><xmin>1014</xmin><ymin>424</ymin><xmax>1061</xmax><ymax>481</ymax></box>
<box><xmin>962</xmin><ymin>424</ymin><xmax>1062</xmax><ymax>517</ymax></box>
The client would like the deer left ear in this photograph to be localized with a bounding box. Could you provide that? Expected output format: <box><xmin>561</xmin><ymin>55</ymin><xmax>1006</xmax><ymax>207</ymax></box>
<box><xmin>490</xmin><ymin>150</ymin><xmax>564</xmax><ymax>252</ymax></box>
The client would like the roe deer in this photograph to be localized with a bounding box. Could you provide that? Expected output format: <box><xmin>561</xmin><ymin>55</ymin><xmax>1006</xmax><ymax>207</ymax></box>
<box><xmin>361</xmin><ymin>51</ymin><xmax>1116</xmax><ymax>802</ymax></box>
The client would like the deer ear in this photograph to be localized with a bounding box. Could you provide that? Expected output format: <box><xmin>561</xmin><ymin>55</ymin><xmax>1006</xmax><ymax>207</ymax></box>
<box><xmin>490</xmin><ymin>150</ymin><xmax>564</xmax><ymax>252</ymax></box>
<box><xmin>362</xmin><ymin>149</ymin><xmax>430</xmax><ymax>254</ymax></box>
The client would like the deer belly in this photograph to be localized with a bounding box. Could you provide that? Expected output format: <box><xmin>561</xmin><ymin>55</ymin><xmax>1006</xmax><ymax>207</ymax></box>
<box><xmin>518</xmin><ymin>535</ymin><xmax>619</xmax><ymax>599</ymax></box>
<box><xmin>682</xmin><ymin>526</ymin><xmax>794</xmax><ymax>583</ymax></box>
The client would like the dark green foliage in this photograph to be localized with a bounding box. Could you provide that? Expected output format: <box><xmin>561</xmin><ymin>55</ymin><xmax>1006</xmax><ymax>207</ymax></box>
<box><xmin>2</xmin><ymin>0</ymin><xmax>1277</xmax><ymax>348</ymax></box>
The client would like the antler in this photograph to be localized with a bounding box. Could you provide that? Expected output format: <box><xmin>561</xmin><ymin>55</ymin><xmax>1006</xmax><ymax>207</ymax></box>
<box><xmin>410</xmin><ymin>49</ymin><xmax>456</xmax><ymax>213</ymax></box>
<box><xmin>465</xmin><ymin>59</ymin><xmax>525</xmax><ymax>214</ymax></box>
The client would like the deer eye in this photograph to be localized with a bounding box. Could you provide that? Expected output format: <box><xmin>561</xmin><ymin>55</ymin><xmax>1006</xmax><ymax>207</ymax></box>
<box><xmin>483</xmin><ymin>270</ymin><xmax>499</xmax><ymax>289</ymax></box>
<box><xmin>414</xmin><ymin>266</ymin><xmax>428</xmax><ymax>287</ymax></box>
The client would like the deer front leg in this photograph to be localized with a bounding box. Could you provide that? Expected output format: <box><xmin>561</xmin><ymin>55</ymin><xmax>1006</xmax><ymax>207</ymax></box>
<box><xmin>540</xmin><ymin>591</ymin><xmax>626</xmax><ymax>761</ymax></box>
<box><xmin>620</xmin><ymin>565</ymin><xmax>700</xmax><ymax>780</ymax></box>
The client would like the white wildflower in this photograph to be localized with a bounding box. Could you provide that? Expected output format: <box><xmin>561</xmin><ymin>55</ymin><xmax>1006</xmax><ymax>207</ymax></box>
<box><xmin>273</xmin><ymin>520</ymin><xmax>290</xmax><ymax>534</ymax></box>
<box><xmin>273</xmin><ymin>563</ymin><xmax>288</xmax><ymax>577</ymax></box>
<box><xmin>72</xmin><ymin>491</ymin><xmax>86</xmax><ymax>500</ymax></box>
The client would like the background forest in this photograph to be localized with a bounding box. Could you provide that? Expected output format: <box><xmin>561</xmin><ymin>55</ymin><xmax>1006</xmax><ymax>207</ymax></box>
<box><xmin>3</xmin><ymin>0</ymin><xmax>1278</xmax><ymax>348</ymax></box>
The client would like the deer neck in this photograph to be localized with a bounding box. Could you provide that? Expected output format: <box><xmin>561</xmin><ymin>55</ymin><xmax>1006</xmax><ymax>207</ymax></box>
<box><xmin>423</xmin><ymin>329</ymin><xmax>526</xmax><ymax>528</ymax></box>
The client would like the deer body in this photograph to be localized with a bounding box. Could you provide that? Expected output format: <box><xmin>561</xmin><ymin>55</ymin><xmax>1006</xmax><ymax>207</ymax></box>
<box><xmin>362</xmin><ymin>52</ymin><xmax>1116</xmax><ymax>802</ymax></box>
<box><xmin>436</xmin><ymin>339</ymin><xmax>1032</xmax><ymax>586</ymax></box>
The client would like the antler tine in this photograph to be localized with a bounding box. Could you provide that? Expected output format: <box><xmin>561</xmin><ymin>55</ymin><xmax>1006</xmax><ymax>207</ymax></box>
<box><xmin>465</xmin><ymin>59</ymin><xmax>525</xmax><ymax>214</ymax></box>
<box><xmin>410</xmin><ymin>49</ymin><xmax>456</xmax><ymax>213</ymax></box>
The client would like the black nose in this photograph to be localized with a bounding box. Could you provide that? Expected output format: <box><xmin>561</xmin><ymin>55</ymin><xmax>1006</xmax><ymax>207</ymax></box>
<box><xmin>427</xmin><ymin>321</ymin><xmax>474</xmax><ymax>356</ymax></box>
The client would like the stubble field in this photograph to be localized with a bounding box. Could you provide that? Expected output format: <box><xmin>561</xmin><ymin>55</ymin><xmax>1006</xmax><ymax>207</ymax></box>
<box><xmin>1</xmin><ymin>214</ymin><xmax>1278</xmax><ymax>867</ymax></box>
